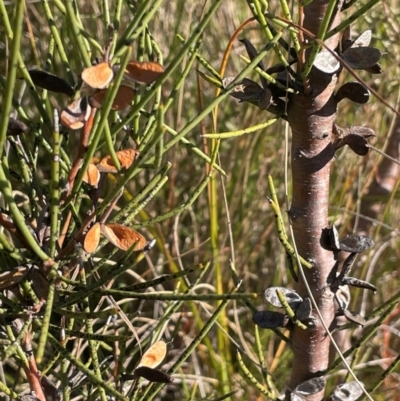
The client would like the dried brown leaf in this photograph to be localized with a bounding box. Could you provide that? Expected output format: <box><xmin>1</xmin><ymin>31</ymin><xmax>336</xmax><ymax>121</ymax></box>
<box><xmin>60</xmin><ymin>97</ymin><xmax>91</xmax><ymax>130</ymax></box>
<box><xmin>0</xmin><ymin>266</ymin><xmax>29</xmax><ymax>289</ymax></box>
<box><xmin>101</xmin><ymin>223</ymin><xmax>147</xmax><ymax>251</ymax></box>
<box><xmin>138</xmin><ymin>340</ymin><xmax>167</xmax><ymax>369</ymax></box>
<box><xmin>81</xmin><ymin>62</ymin><xmax>114</xmax><ymax>89</ymax></box>
<box><xmin>89</xmin><ymin>85</ymin><xmax>135</xmax><ymax>110</ymax></box>
<box><xmin>97</xmin><ymin>148</ymin><xmax>139</xmax><ymax>173</ymax></box>
<box><xmin>82</xmin><ymin>164</ymin><xmax>101</xmax><ymax>186</ymax></box>
<box><xmin>124</xmin><ymin>61</ymin><xmax>164</xmax><ymax>84</ymax></box>
<box><xmin>83</xmin><ymin>223</ymin><xmax>101</xmax><ymax>253</ymax></box>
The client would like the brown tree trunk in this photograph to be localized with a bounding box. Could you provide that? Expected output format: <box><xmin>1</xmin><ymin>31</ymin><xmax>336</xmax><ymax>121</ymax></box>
<box><xmin>286</xmin><ymin>2</ymin><xmax>342</xmax><ymax>399</ymax></box>
<box><xmin>358</xmin><ymin>116</ymin><xmax>400</xmax><ymax>233</ymax></box>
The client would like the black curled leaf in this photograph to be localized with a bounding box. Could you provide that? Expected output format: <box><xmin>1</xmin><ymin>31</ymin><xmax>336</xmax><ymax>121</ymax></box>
<box><xmin>341</xmin><ymin>39</ymin><xmax>352</xmax><ymax>53</ymax></box>
<box><xmin>339</xmin><ymin>234</ymin><xmax>374</xmax><ymax>253</ymax></box>
<box><xmin>350</xmin><ymin>126</ymin><xmax>376</xmax><ymax>139</ymax></box>
<box><xmin>264</xmin><ymin>287</ymin><xmax>303</xmax><ymax>309</ymax></box>
<box><xmin>41</xmin><ymin>375</ymin><xmax>62</xmax><ymax>401</ymax></box>
<box><xmin>134</xmin><ymin>366</ymin><xmax>173</xmax><ymax>383</ymax></box>
<box><xmin>295</xmin><ymin>298</ymin><xmax>312</xmax><ymax>321</ymax></box>
<box><xmin>223</xmin><ymin>77</ymin><xmax>264</xmax><ymax>103</ymax></box>
<box><xmin>345</xmin><ymin>134</ymin><xmax>369</xmax><ymax>156</ymax></box>
<box><xmin>335</xmin><ymin>81</ymin><xmax>370</xmax><ymax>104</ymax></box>
<box><xmin>258</xmin><ymin>88</ymin><xmax>273</xmax><ymax>110</ymax></box>
<box><xmin>239</xmin><ymin>38</ymin><xmax>268</xmax><ymax>89</ymax></box>
<box><xmin>333</xmin><ymin>125</ymin><xmax>375</xmax><ymax>156</ymax></box>
<box><xmin>253</xmin><ymin>310</ymin><xmax>289</xmax><ymax>329</ymax></box>
<box><xmin>328</xmin><ymin>381</ymin><xmax>365</xmax><ymax>401</ymax></box>
<box><xmin>338</xmin><ymin>252</ymin><xmax>358</xmax><ymax>281</ymax></box>
<box><xmin>6</xmin><ymin>117</ymin><xmax>28</xmax><ymax>136</ymax></box>
<box><xmin>28</xmin><ymin>69</ymin><xmax>75</xmax><ymax>97</ymax></box>
<box><xmin>341</xmin><ymin>277</ymin><xmax>377</xmax><ymax>293</ymax></box>
<box><xmin>342</xmin><ymin>309</ymin><xmax>367</xmax><ymax>326</ymax></box>
<box><xmin>342</xmin><ymin>47</ymin><xmax>381</xmax><ymax>70</ymax></box>
<box><xmin>364</xmin><ymin>63</ymin><xmax>383</xmax><ymax>74</ymax></box>
<box><xmin>295</xmin><ymin>298</ymin><xmax>316</xmax><ymax>326</ymax></box>
<box><xmin>291</xmin><ymin>377</ymin><xmax>326</xmax><ymax>400</ymax></box>
<box><xmin>340</xmin><ymin>30</ymin><xmax>382</xmax><ymax>74</ymax></box>
<box><xmin>269</xmin><ymin>77</ymin><xmax>292</xmax><ymax>98</ymax></box>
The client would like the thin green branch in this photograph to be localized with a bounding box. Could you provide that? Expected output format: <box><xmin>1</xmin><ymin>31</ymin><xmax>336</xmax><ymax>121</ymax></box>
<box><xmin>325</xmin><ymin>0</ymin><xmax>381</xmax><ymax>39</ymax></box>
<box><xmin>0</xmin><ymin>0</ymin><xmax>25</xmax><ymax>157</ymax></box>
<box><xmin>303</xmin><ymin>0</ymin><xmax>340</xmax><ymax>77</ymax></box>
<box><xmin>0</xmin><ymin>162</ymin><xmax>50</xmax><ymax>261</ymax></box>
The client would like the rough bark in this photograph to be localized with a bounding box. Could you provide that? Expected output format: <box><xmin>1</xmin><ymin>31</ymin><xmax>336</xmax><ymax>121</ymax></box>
<box><xmin>286</xmin><ymin>2</ymin><xmax>342</xmax><ymax>399</ymax></box>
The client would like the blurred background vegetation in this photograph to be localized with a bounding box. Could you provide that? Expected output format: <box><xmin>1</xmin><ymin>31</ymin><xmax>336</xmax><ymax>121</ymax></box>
<box><xmin>0</xmin><ymin>0</ymin><xmax>399</xmax><ymax>400</ymax></box>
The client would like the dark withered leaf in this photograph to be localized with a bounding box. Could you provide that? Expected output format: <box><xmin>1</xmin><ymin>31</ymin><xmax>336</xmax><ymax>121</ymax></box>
<box><xmin>265</xmin><ymin>62</ymin><xmax>287</xmax><ymax>75</ymax></box>
<box><xmin>343</xmin><ymin>309</ymin><xmax>366</xmax><ymax>326</ymax></box>
<box><xmin>295</xmin><ymin>298</ymin><xmax>313</xmax><ymax>321</ymax></box>
<box><xmin>258</xmin><ymin>88</ymin><xmax>272</xmax><ymax>110</ymax></box>
<box><xmin>270</xmin><ymin>78</ymin><xmax>291</xmax><ymax>98</ymax></box>
<box><xmin>344</xmin><ymin>134</ymin><xmax>369</xmax><ymax>156</ymax></box>
<box><xmin>41</xmin><ymin>375</ymin><xmax>62</xmax><ymax>401</ymax></box>
<box><xmin>0</xmin><ymin>266</ymin><xmax>29</xmax><ymax>289</ymax></box>
<box><xmin>349</xmin><ymin>126</ymin><xmax>375</xmax><ymax>139</ymax></box>
<box><xmin>339</xmin><ymin>235</ymin><xmax>374</xmax><ymax>253</ymax></box>
<box><xmin>328</xmin><ymin>261</ymin><xmax>340</xmax><ymax>287</ymax></box>
<box><xmin>239</xmin><ymin>38</ymin><xmax>265</xmax><ymax>71</ymax></box>
<box><xmin>134</xmin><ymin>366</ymin><xmax>172</xmax><ymax>383</ymax></box>
<box><xmin>29</xmin><ymin>266</ymin><xmax>50</xmax><ymax>301</ymax></box>
<box><xmin>342</xmin><ymin>47</ymin><xmax>381</xmax><ymax>70</ymax></box>
<box><xmin>339</xmin><ymin>252</ymin><xmax>357</xmax><ymax>279</ymax></box>
<box><xmin>364</xmin><ymin>63</ymin><xmax>382</xmax><ymax>74</ymax></box>
<box><xmin>341</xmin><ymin>39</ymin><xmax>353</xmax><ymax>53</ymax></box>
<box><xmin>253</xmin><ymin>310</ymin><xmax>289</xmax><ymax>329</ymax></box>
<box><xmin>341</xmin><ymin>277</ymin><xmax>377</xmax><ymax>293</ymax></box>
<box><xmin>239</xmin><ymin>38</ymin><xmax>268</xmax><ymax>89</ymax></box>
<box><xmin>336</xmin><ymin>81</ymin><xmax>370</xmax><ymax>104</ymax></box>
<box><xmin>264</xmin><ymin>287</ymin><xmax>303</xmax><ymax>309</ymax></box>
<box><xmin>28</xmin><ymin>69</ymin><xmax>74</xmax><ymax>96</ymax></box>
<box><xmin>224</xmin><ymin>77</ymin><xmax>264</xmax><ymax>103</ymax></box>
<box><xmin>291</xmin><ymin>377</ymin><xmax>326</xmax><ymax>399</ymax></box>
<box><xmin>328</xmin><ymin>381</ymin><xmax>365</xmax><ymax>401</ymax></box>
<box><xmin>341</xmin><ymin>25</ymin><xmax>351</xmax><ymax>45</ymax></box>
<box><xmin>334</xmin><ymin>126</ymin><xmax>375</xmax><ymax>155</ymax></box>
<box><xmin>6</xmin><ymin>117</ymin><xmax>28</xmax><ymax>136</ymax></box>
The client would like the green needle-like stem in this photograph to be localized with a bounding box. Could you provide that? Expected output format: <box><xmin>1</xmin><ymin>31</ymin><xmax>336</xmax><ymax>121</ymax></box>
<box><xmin>0</xmin><ymin>0</ymin><xmax>25</xmax><ymax>157</ymax></box>
<box><xmin>0</xmin><ymin>162</ymin><xmax>50</xmax><ymax>262</ymax></box>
